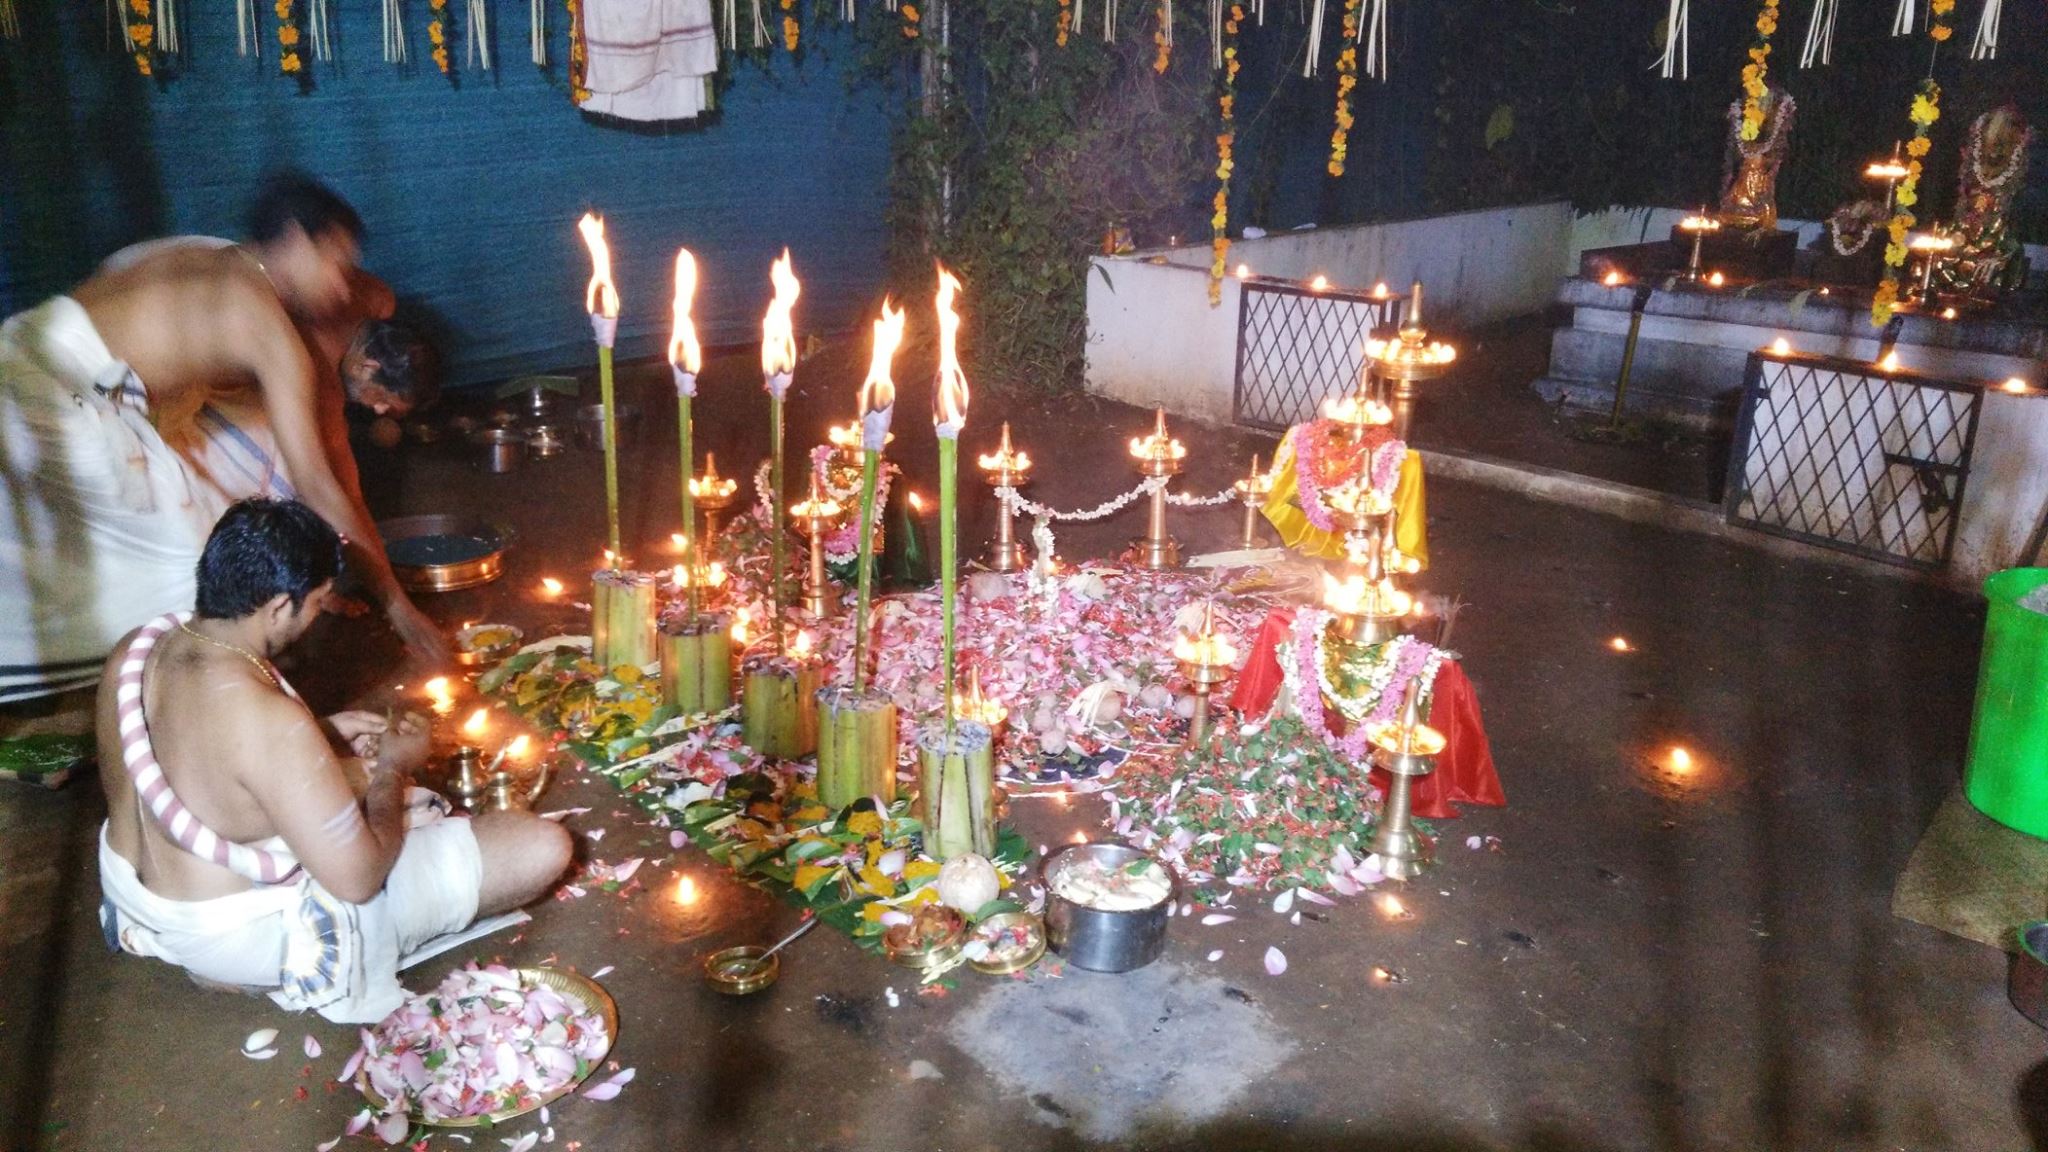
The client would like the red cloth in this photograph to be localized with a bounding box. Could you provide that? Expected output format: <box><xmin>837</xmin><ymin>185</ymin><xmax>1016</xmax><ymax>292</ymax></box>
<box><xmin>1228</xmin><ymin>608</ymin><xmax>1504</xmax><ymax>819</ymax></box>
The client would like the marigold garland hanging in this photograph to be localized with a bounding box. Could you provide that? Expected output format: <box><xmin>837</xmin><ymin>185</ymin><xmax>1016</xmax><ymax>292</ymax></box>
<box><xmin>1056</xmin><ymin>0</ymin><xmax>1071</xmax><ymax>46</ymax></box>
<box><xmin>428</xmin><ymin>0</ymin><xmax>452</xmax><ymax>74</ymax></box>
<box><xmin>901</xmin><ymin>2</ymin><xmax>919</xmax><ymax>38</ymax></box>
<box><xmin>782</xmin><ymin>0</ymin><xmax>799</xmax><ymax>51</ymax></box>
<box><xmin>1328</xmin><ymin>0</ymin><xmax>1360</xmax><ymax>176</ymax></box>
<box><xmin>566</xmin><ymin>0</ymin><xmax>590</xmax><ymax>102</ymax></box>
<box><xmin>276</xmin><ymin>0</ymin><xmax>304</xmax><ymax>75</ymax></box>
<box><xmin>1872</xmin><ymin>0</ymin><xmax>1952</xmax><ymax>327</ymax></box>
<box><xmin>127</xmin><ymin>0</ymin><xmax>155</xmax><ymax>74</ymax></box>
<box><xmin>1153</xmin><ymin>0</ymin><xmax>1172</xmax><ymax>72</ymax></box>
<box><xmin>1738</xmin><ymin>0</ymin><xmax>1780</xmax><ymax>141</ymax></box>
<box><xmin>1208</xmin><ymin>3</ymin><xmax>1242</xmax><ymax>306</ymax></box>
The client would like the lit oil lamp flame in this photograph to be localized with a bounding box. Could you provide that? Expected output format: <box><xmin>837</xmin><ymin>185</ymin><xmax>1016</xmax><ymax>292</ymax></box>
<box><xmin>1669</xmin><ymin>746</ymin><xmax>1693</xmax><ymax>773</ymax></box>
<box><xmin>1770</xmin><ymin>338</ymin><xmax>1791</xmax><ymax>356</ymax></box>
<box><xmin>1941</xmin><ymin>307</ymin><xmax>1958</xmax><ymax>320</ymax></box>
<box><xmin>1707</xmin><ymin>271</ymin><xmax>1725</xmax><ymax>288</ymax></box>
<box><xmin>1378</xmin><ymin>893</ymin><xmax>1409</xmax><ymax>920</ymax></box>
<box><xmin>1235</xmin><ymin>453</ymin><xmax>1273</xmax><ymax>498</ymax></box>
<box><xmin>953</xmin><ymin>668</ymin><xmax>1010</xmax><ymax>728</ymax></box>
<box><xmin>1310</xmin><ymin>274</ymin><xmax>1330</xmax><ymax>292</ymax></box>
<box><xmin>1879</xmin><ymin>351</ymin><xmax>1901</xmax><ymax>372</ymax></box>
<box><xmin>908</xmin><ymin>491</ymin><xmax>926</xmax><ymax>513</ymax></box>
<box><xmin>731</xmin><ymin>607</ymin><xmax>751</xmax><ymax>646</ymax></box>
<box><xmin>1323</xmin><ymin>393</ymin><xmax>1394</xmax><ymax>427</ymax></box>
<box><xmin>672</xmin><ymin>533</ymin><xmax>689</xmax><ymax>553</ymax></box>
<box><xmin>978</xmin><ymin>422</ymin><xmax>1033</xmax><ymax>474</ymax></box>
<box><xmin>1234</xmin><ymin>263</ymin><xmax>1250</xmax><ymax>278</ymax></box>
<box><xmin>540</xmin><ymin>577</ymin><xmax>564</xmax><ymax>597</ymax></box>
<box><xmin>1171</xmin><ymin>624</ymin><xmax>1239</xmax><ymax>668</ymax></box>
<box><xmin>462</xmin><ymin>708</ymin><xmax>489</xmax><ymax>742</ymax></box>
<box><xmin>1867</xmin><ymin>159</ymin><xmax>1910</xmax><ymax>181</ymax></box>
<box><xmin>669</xmin><ymin>247</ymin><xmax>702</xmax><ymax>375</ymax></box>
<box><xmin>862</xmin><ymin>298</ymin><xmax>905</xmax><ymax>419</ymax></box>
<box><xmin>1610</xmin><ymin>636</ymin><xmax>1631</xmax><ymax>652</ymax></box>
<box><xmin>762</xmin><ymin>248</ymin><xmax>801</xmax><ymax>378</ymax></box>
<box><xmin>1128</xmin><ymin>407</ymin><xmax>1188</xmax><ymax>461</ymax></box>
<box><xmin>689</xmin><ymin>454</ymin><xmax>738</xmax><ymax>500</ymax></box>
<box><xmin>1372</xmin><ymin>281</ymin><xmax>1389</xmax><ymax>299</ymax></box>
<box><xmin>1603</xmin><ymin>270</ymin><xmax>1626</xmax><ymax>287</ymax></box>
<box><xmin>2004</xmin><ymin>378</ymin><xmax>2030</xmax><ymax>394</ymax></box>
<box><xmin>934</xmin><ymin>264</ymin><xmax>970</xmax><ymax>433</ymax></box>
<box><xmin>1322</xmin><ymin>570</ymin><xmax>1412</xmax><ymax>618</ymax></box>
<box><xmin>792</xmin><ymin>630</ymin><xmax>814</xmax><ymax>659</ymax></box>
<box><xmin>506</xmin><ymin>735</ymin><xmax>531</xmax><ymax>761</ymax></box>
<box><xmin>424</xmin><ymin>676</ymin><xmax>454</xmax><ymax>714</ymax></box>
<box><xmin>1909</xmin><ymin>233</ymin><xmax>1957</xmax><ymax>253</ymax></box>
<box><xmin>674</xmin><ymin>874</ymin><xmax>699</xmax><ymax>905</ymax></box>
<box><xmin>1679</xmin><ymin>214</ymin><xmax>1722</xmax><ymax>233</ymax></box>
<box><xmin>576</xmin><ymin>213</ymin><xmax>619</xmax><ymax>319</ymax></box>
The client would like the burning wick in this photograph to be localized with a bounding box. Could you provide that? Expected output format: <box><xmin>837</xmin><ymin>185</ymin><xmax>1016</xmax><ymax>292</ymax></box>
<box><xmin>1770</xmin><ymin>338</ymin><xmax>1791</xmax><ymax>357</ymax></box>
<box><xmin>1706</xmin><ymin>271</ymin><xmax>1725</xmax><ymax>288</ymax></box>
<box><xmin>1372</xmin><ymin>282</ymin><xmax>1389</xmax><ymax>299</ymax></box>
<box><xmin>1879</xmin><ymin>351</ymin><xmax>1901</xmax><ymax>373</ymax></box>
<box><xmin>908</xmin><ymin>491</ymin><xmax>926</xmax><ymax>514</ymax></box>
<box><xmin>1310</xmin><ymin>275</ymin><xmax>1330</xmax><ymax>292</ymax></box>
<box><xmin>2004</xmin><ymin>378</ymin><xmax>2030</xmax><ymax>395</ymax></box>
<box><xmin>791</xmin><ymin>631</ymin><xmax>814</xmax><ymax>660</ymax></box>
<box><xmin>674</xmin><ymin>875</ymin><xmax>699</xmax><ymax>905</ymax></box>
<box><xmin>461</xmin><ymin>708</ymin><xmax>489</xmax><ymax>742</ymax></box>
<box><xmin>506</xmin><ymin>735</ymin><xmax>531</xmax><ymax>761</ymax></box>
<box><xmin>1668</xmin><ymin>746</ymin><xmax>1694</xmax><ymax>774</ymax></box>
<box><xmin>1071</xmin><ymin>831</ymin><xmax>1088</xmax><ymax>844</ymax></box>
<box><xmin>731</xmin><ymin>607</ymin><xmax>752</xmax><ymax>647</ymax></box>
<box><xmin>1609</xmin><ymin>637</ymin><xmax>1631</xmax><ymax>653</ymax></box>
<box><xmin>424</xmin><ymin>676</ymin><xmax>454</xmax><ymax>714</ymax></box>
<box><xmin>1235</xmin><ymin>263</ymin><xmax>1250</xmax><ymax>279</ymax></box>
<box><xmin>1602</xmin><ymin>270</ymin><xmax>1625</xmax><ymax>287</ymax></box>
<box><xmin>1941</xmin><ymin>307</ymin><xmax>1958</xmax><ymax>321</ymax></box>
<box><xmin>1378</xmin><ymin>894</ymin><xmax>1411</xmax><ymax>921</ymax></box>
<box><xmin>671</xmin><ymin>533</ymin><xmax>688</xmax><ymax>553</ymax></box>
<box><xmin>540</xmin><ymin>577</ymin><xmax>564</xmax><ymax>598</ymax></box>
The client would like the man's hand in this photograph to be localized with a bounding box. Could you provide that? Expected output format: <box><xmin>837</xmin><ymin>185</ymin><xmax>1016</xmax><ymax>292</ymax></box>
<box><xmin>372</xmin><ymin>712</ymin><xmax>432</xmax><ymax>776</ymax></box>
<box><xmin>325</xmin><ymin>709</ymin><xmax>389</xmax><ymax>758</ymax></box>
<box><xmin>387</xmin><ymin>598</ymin><xmax>452</xmax><ymax>665</ymax></box>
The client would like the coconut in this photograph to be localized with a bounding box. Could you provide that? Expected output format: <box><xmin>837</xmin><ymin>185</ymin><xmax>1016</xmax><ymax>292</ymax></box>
<box><xmin>935</xmin><ymin>854</ymin><xmax>1000</xmax><ymax>912</ymax></box>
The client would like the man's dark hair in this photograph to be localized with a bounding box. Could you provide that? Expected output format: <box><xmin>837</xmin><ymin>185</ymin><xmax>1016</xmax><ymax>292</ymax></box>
<box><xmin>245</xmin><ymin>170</ymin><xmax>364</xmax><ymax>247</ymax></box>
<box><xmin>194</xmin><ymin>499</ymin><xmax>345</xmax><ymax>620</ymax></box>
<box><xmin>356</xmin><ymin>321</ymin><xmax>440</xmax><ymax>410</ymax></box>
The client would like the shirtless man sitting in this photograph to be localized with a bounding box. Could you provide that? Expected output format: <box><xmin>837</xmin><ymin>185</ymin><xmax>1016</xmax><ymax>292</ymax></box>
<box><xmin>95</xmin><ymin>499</ymin><xmax>571</xmax><ymax>1022</ymax></box>
<box><xmin>0</xmin><ymin>173</ymin><xmax>444</xmax><ymax>705</ymax></box>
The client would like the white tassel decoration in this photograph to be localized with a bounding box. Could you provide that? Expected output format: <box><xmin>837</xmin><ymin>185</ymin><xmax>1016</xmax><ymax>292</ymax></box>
<box><xmin>752</xmin><ymin>0</ymin><xmax>767</xmax><ymax>46</ymax></box>
<box><xmin>1103</xmin><ymin>0</ymin><xmax>1117</xmax><ymax>43</ymax></box>
<box><xmin>1254</xmin><ymin>0</ymin><xmax>1262</xmax><ymax>25</ymax></box>
<box><xmin>467</xmin><ymin>0</ymin><xmax>490</xmax><ymax>67</ymax></box>
<box><xmin>384</xmin><ymin>0</ymin><xmax>409</xmax><ymax>64</ymax></box>
<box><xmin>1890</xmin><ymin>0</ymin><xmax>1915</xmax><ymax>36</ymax></box>
<box><xmin>1652</xmin><ymin>0</ymin><xmax>1689</xmax><ymax>79</ymax></box>
<box><xmin>237</xmin><ymin>0</ymin><xmax>260</xmax><ymax>56</ymax></box>
<box><xmin>1162</xmin><ymin>0</ymin><xmax>1171</xmax><ymax>47</ymax></box>
<box><xmin>1361</xmin><ymin>0</ymin><xmax>1387</xmax><ymax>79</ymax></box>
<box><xmin>1969</xmin><ymin>0</ymin><xmax>2002</xmax><ymax>58</ymax></box>
<box><xmin>1302</xmin><ymin>0</ymin><xmax>1323</xmax><ymax>76</ymax></box>
<box><xmin>531</xmin><ymin>0</ymin><xmax>546</xmax><ymax>64</ymax></box>
<box><xmin>1799</xmin><ymin>0</ymin><xmax>1836</xmax><ymax>66</ymax></box>
<box><xmin>309</xmin><ymin>0</ymin><xmax>332</xmax><ymax>61</ymax></box>
<box><xmin>1210</xmin><ymin>0</ymin><xmax>1221</xmax><ymax>68</ymax></box>
<box><xmin>0</xmin><ymin>0</ymin><xmax>19</xmax><ymax>41</ymax></box>
<box><xmin>110</xmin><ymin>0</ymin><xmax>135</xmax><ymax>51</ymax></box>
<box><xmin>155</xmin><ymin>0</ymin><xmax>178</xmax><ymax>53</ymax></box>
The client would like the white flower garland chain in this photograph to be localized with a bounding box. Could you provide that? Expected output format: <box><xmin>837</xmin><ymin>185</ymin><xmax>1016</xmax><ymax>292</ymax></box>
<box><xmin>1965</xmin><ymin>111</ymin><xmax>2030</xmax><ymax>191</ymax></box>
<box><xmin>997</xmin><ymin>476</ymin><xmax>1166</xmax><ymax>523</ymax></box>
<box><xmin>1165</xmin><ymin>486</ymin><xmax>1240</xmax><ymax>508</ymax></box>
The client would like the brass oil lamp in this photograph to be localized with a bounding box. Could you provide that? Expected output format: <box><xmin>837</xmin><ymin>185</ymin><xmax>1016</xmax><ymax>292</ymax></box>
<box><xmin>1172</xmin><ymin>601</ymin><xmax>1239</xmax><ymax>747</ymax></box>
<box><xmin>689</xmin><ymin>452</ymin><xmax>740</xmax><ymax>560</ymax></box>
<box><xmin>1366</xmin><ymin>282</ymin><xmax>1457</xmax><ymax>441</ymax></box>
<box><xmin>977</xmin><ymin>422</ymin><xmax>1033</xmax><ymax>572</ymax></box>
<box><xmin>789</xmin><ymin>471</ymin><xmax>845</xmax><ymax>618</ymax></box>
<box><xmin>1233</xmin><ymin>454</ymin><xmax>1275</xmax><ymax>550</ymax></box>
<box><xmin>1364</xmin><ymin>680</ymin><xmax>1444</xmax><ymax>881</ymax></box>
<box><xmin>1126</xmin><ymin>408</ymin><xmax>1188</xmax><ymax>570</ymax></box>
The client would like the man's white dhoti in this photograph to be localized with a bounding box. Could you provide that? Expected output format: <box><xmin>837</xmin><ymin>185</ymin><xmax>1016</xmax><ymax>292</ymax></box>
<box><xmin>0</xmin><ymin>297</ymin><xmax>293</xmax><ymax>702</ymax></box>
<box><xmin>99</xmin><ymin>812</ymin><xmax>485</xmax><ymax>1023</ymax></box>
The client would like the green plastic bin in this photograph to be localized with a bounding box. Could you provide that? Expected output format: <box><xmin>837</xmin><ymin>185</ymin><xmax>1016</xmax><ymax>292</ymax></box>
<box><xmin>1965</xmin><ymin>568</ymin><xmax>2048</xmax><ymax>839</ymax></box>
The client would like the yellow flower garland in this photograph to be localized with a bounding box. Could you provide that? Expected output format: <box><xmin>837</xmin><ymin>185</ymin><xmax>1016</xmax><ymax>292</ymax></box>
<box><xmin>1208</xmin><ymin>4</ymin><xmax>1242</xmax><ymax>306</ymax></box>
<box><xmin>127</xmin><ymin>0</ymin><xmax>154</xmax><ymax>75</ymax></box>
<box><xmin>1153</xmin><ymin>0</ymin><xmax>1170</xmax><ymax>72</ymax></box>
<box><xmin>276</xmin><ymin>0</ymin><xmax>302</xmax><ymax>74</ymax></box>
<box><xmin>429</xmin><ymin>0</ymin><xmax>452</xmax><ymax>73</ymax></box>
<box><xmin>1328</xmin><ymin>0</ymin><xmax>1361</xmax><ymax>177</ymax></box>
<box><xmin>566</xmin><ymin>0</ymin><xmax>590</xmax><ymax>102</ymax></box>
<box><xmin>1055</xmin><ymin>0</ymin><xmax>1071</xmax><ymax>47</ymax></box>
<box><xmin>901</xmin><ymin>2</ymin><xmax>919</xmax><ymax>39</ymax></box>
<box><xmin>1738</xmin><ymin>0</ymin><xmax>1779</xmax><ymax>141</ymax></box>
<box><xmin>1872</xmin><ymin>0</ymin><xmax>1953</xmax><ymax>327</ymax></box>
<box><xmin>782</xmin><ymin>0</ymin><xmax>798</xmax><ymax>52</ymax></box>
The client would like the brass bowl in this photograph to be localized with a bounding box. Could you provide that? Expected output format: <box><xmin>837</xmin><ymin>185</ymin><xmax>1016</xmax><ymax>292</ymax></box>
<box><xmin>455</xmin><ymin>623</ymin><xmax>524</xmax><ymax>667</ymax></box>
<box><xmin>883</xmin><ymin>907</ymin><xmax>968</xmax><ymax>971</ymax></box>
<box><xmin>704</xmin><ymin>945</ymin><xmax>781</xmax><ymax>995</ymax></box>
<box><xmin>356</xmin><ymin>967</ymin><xmax>616</xmax><ymax>1127</ymax></box>
<box><xmin>380</xmin><ymin>514</ymin><xmax>511</xmax><ymax>593</ymax></box>
<box><xmin>968</xmin><ymin>911</ymin><xmax>1047</xmax><ymax>976</ymax></box>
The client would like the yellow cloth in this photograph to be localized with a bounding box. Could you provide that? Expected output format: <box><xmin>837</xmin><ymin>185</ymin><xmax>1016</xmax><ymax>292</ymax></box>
<box><xmin>1262</xmin><ymin>432</ymin><xmax>1428</xmax><ymax>566</ymax></box>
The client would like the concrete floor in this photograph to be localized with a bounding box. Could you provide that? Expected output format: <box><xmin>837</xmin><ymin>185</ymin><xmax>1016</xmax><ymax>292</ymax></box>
<box><xmin>2</xmin><ymin>335</ymin><xmax>2040</xmax><ymax>1152</ymax></box>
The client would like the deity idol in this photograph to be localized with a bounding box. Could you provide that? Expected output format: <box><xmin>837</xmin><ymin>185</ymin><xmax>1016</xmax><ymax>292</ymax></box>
<box><xmin>1719</xmin><ymin>86</ymin><xmax>1797</xmax><ymax>232</ymax></box>
<box><xmin>1937</xmin><ymin>105</ymin><xmax>2033</xmax><ymax>304</ymax></box>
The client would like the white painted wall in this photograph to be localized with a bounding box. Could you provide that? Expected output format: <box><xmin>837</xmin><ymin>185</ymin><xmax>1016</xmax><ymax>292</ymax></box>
<box><xmin>1957</xmin><ymin>389</ymin><xmax>2048</xmax><ymax>588</ymax></box>
<box><xmin>1084</xmin><ymin>256</ymin><xmax>1244</xmax><ymax>421</ymax></box>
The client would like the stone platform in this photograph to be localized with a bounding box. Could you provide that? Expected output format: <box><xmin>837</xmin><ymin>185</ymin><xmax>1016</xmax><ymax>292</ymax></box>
<box><xmin>1533</xmin><ymin>268</ymin><xmax>2048</xmax><ymax>430</ymax></box>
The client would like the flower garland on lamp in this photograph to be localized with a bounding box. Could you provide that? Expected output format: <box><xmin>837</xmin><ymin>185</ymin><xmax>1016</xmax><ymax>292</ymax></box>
<box><xmin>782</xmin><ymin>0</ymin><xmax>799</xmax><ymax>51</ymax></box>
<box><xmin>1871</xmin><ymin>0</ymin><xmax>1951</xmax><ymax>328</ymax></box>
<box><xmin>127</xmin><ymin>0</ymin><xmax>155</xmax><ymax>74</ymax></box>
<box><xmin>428</xmin><ymin>0</ymin><xmax>453</xmax><ymax>75</ymax></box>
<box><xmin>566</xmin><ymin>0</ymin><xmax>590</xmax><ymax>102</ymax></box>
<box><xmin>1208</xmin><ymin>3</ymin><xmax>1241</xmax><ymax>307</ymax></box>
<box><xmin>1328</xmin><ymin>0</ymin><xmax>1360</xmax><ymax>176</ymax></box>
<box><xmin>1738</xmin><ymin>0</ymin><xmax>1779</xmax><ymax>142</ymax></box>
<box><xmin>1154</xmin><ymin>0</ymin><xmax>1172</xmax><ymax>72</ymax></box>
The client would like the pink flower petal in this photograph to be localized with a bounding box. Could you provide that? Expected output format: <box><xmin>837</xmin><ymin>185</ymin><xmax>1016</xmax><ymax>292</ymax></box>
<box><xmin>611</xmin><ymin>857</ymin><xmax>644</xmax><ymax>884</ymax></box>
<box><xmin>345</xmin><ymin>1109</ymin><xmax>373</xmax><ymax>1136</ymax></box>
<box><xmin>317</xmin><ymin>1138</ymin><xmax>342</xmax><ymax>1152</ymax></box>
<box><xmin>1206</xmin><ymin>949</ymin><xmax>1223</xmax><ymax>962</ymax></box>
<box><xmin>303</xmin><ymin>1035</ymin><xmax>322</xmax><ymax>1059</ymax></box>
<box><xmin>1200</xmin><ymin>914</ymin><xmax>1235</xmax><ymax>926</ymax></box>
<box><xmin>1272</xmin><ymin>889</ymin><xmax>1295</xmax><ymax>915</ymax></box>
<box><xmin>669</xmin><ymin>831</ymin><xmax>687</xmax><ymax>849</ymax></box>
<box><xmin>243</xmin><ymin>1047</ymin><xmax>279</xmax><ymax>1061</ymax></box>
<box><xmin>501</xmin><ymin>1134</ymin><xmax>539</xmax><ymax>1152</ymax></box>
<box><xmin>375</xmin><ymin>1111</ymin><xmax>410</xmax><ymax>1145</ymax></box>
<box><xmin>580</xmin><ymin>1081</ymin><xmax>624</xmax><ymax>1102</ymax></box>
<box><xmin>1263</xmin><ymin>946</ymin><xmax>1288</xmax><ymax>976</ymax></box>
<box><xmin>589</xmin><ymin>966</ymin><xmax>615</xmax><ymax>980</ymax></box>
<box><xmin>1297</xmin><ymin>889</ymin><xmax>1336</xmax><ymax>907</ymax></box>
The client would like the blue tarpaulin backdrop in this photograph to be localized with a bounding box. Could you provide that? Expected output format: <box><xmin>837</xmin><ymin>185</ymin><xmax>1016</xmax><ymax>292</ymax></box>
<box><xmin>0</xmin><ymin>3</ymin><xmax>894</xmax><ymax>386</ymax></box>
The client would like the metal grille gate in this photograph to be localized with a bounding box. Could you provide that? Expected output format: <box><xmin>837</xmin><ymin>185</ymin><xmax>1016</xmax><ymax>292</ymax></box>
<box><xmin>1724</xmin><ymin>352</ymin><xmax>1983</xmax><ymax>571</ymax></box>
<box><xmin>1232</xmin><ymin>279</ymin><xmax>1403</xmax><ymax>431</ymax></box>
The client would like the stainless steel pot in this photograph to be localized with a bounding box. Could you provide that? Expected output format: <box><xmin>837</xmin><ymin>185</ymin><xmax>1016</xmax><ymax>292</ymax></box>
<box><xmin>575</xmin><ymin>403</ymin><xmax>641</xmax><ymax>452</ymax></box>
<box><xmin>1042</xmin><ymin>842</ymin><xmax>1175</xmax><ymax>973</ymax></box>
<box><xmin>472</xmin><ymin>428</ymin><xmax>525</xmax><ymax>473</ymax></box>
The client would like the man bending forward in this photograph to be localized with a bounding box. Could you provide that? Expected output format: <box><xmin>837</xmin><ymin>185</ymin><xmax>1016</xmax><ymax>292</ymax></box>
<box><xmin>95</xmin><ymin>500</ymin><xmax>570</xmax><ymax>1023</ymax></box>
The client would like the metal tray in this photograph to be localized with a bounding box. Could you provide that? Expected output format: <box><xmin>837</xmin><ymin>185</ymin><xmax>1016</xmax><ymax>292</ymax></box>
<box><xmin>356</xmin><ymin>967</ymin><xmax>617</xmax><ymax>1127</ymax></box>
<box><xmin>379</xmin><ymin>515</ymin><xmax>512</xmax><ymax>593</ymax></box>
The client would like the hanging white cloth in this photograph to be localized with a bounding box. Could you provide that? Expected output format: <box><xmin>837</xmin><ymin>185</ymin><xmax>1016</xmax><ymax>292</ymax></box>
<box><xmin>581</xmin><ymin>0</ymin><xmax>719</xmax><ymax>121</ymax></box>
<box><xmin>1969</xmin><ymin>0</ymin><xmax>2003</xmax><ymax>58</ymax></box>
<box><xmin>1652</xmin><ymin>0</ymin><xmax>1689</xmax><ymax>79</ymax></box>
<box><xmin>309</xmin><ymin>0</ymin><xmax>332</xmax><ymax>62</ymax></box>
<box><xmin>237</xmin><ymin>0</ymin><xmax>260</xmax><ymax>56</ymax></box>
<box><xmin>1799</xmin><ymin>0</ymin><xmax>1837</xmax><ymax>66</ymax></box>
<box><xmin>467</xmin><ymin>0</ymin><xmax>490</xmax><ymax>67</ymax></box>
<box><xmin>155</xmin><ymin>0</ymin><xmax>178</xmax><ymax>54</ymax></box>
<box><xmin>1359</xmin><ymin>0</ymin><xmax>1387</xmax><ymax>80</ymax></box>
<box><xmin>531</xmin><ymin>0</ymin><xmax>547</xmax><ymax>63</ymax></box>
<box><xmin>1301</xmin><ymin>0</ymin><xmax>1323</xmax><ymax>76</ymax></box>
<box><xmin>1890</xmin><ymin>0</ymin><xmax>1915</xmax><ymax>36</ymax></box>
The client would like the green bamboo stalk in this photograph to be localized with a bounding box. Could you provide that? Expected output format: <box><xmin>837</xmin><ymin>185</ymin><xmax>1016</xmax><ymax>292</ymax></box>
<box><xmin>852</xmin><ymin>447</ymin><xmax>880</xmax><ymax>692</ymax></box>
<box><xmin>592</xmin><ymin>569</ymin><xmax>656</xmax><ymax>671</ymax></box>
<box><xmin>741</xmin><ymin>660</ymin><xmax>818</xmax><ymax>759</ymax></box>
<box><xmin>661</xmin><ymin>615</ymin><xmax>731</xmax><ymax>714</ymax></box>
<box><xmin>916</xmin><ymin>722</ymin><xmax>993</xmax><ymax>861</ymax></box>
<box><xmin>816</xmin><ymin>688</ymin><xmax>897</xmax><ymax>810</ymax></box>
<box><xmin>599</xmin><ymin>343</ymin><xmax>621</xmax><ymax>561</ymax></box>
